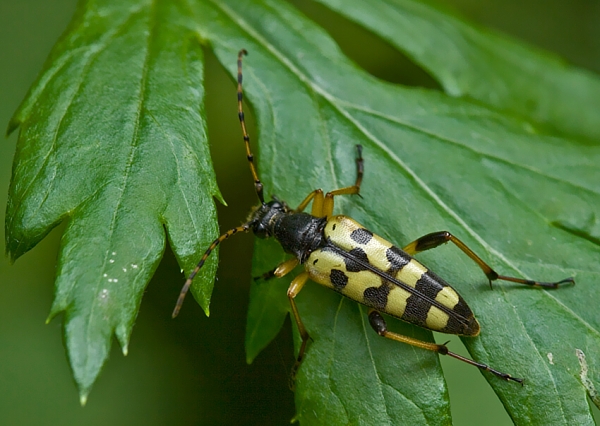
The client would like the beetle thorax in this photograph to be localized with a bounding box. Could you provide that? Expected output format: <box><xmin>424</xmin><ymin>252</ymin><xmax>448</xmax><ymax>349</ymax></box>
<box><xmin>248</xmin><ymin>200</ymin><xmax>327</xmax><ymax>263</ymax></box>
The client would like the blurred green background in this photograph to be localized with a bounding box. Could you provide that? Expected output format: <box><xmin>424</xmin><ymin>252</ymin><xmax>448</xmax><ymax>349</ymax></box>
<box><xmin>1</xmin><ymin>1</ymin><xmax>598</xmax><ymax>425</ymax></box>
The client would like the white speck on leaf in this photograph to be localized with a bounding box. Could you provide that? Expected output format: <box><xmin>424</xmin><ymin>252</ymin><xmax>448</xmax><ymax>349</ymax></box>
<box><xmin>576</xmin><ymin>349</ymin><xmax>600</xmax><ymax>409</ymax></box>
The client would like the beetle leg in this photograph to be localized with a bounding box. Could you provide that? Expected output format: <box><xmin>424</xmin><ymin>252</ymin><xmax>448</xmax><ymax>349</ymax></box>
<box><xmin>402</xmin><ymin>231</ymin><xmax>574</xmax><ymax>289</ymax></box>
<box><xmin>368</xmin><ymin>310</ymin><xmax>523</xmax><ymax>384</ymax></box>
<box><xmin>297</xmin><ymin>145</ymin><xmax>364</xmax><ymax>218</ymax></box>
<box><xmin>275</xmin><ymin>258</ymin><xmax>300</xmax><ymax>277</ymax></box>
<box><xmin>322</xmin><ymin>145</ymin><xmax>364</xmax><ymax>217</ymax></box>
<box><xmin>254</xmin><ymin>257</ymin><xmax>299</xmax><ymax>281</ymax></box>
<box><xmin>294</xmin><ymin>189</ymin><xmax>324</xmax><ymax>214</ymax></box>
<box><xmin>287</xmin><ymin>271</ymin><xmax>311</xmax><ymax>388</ymax></box>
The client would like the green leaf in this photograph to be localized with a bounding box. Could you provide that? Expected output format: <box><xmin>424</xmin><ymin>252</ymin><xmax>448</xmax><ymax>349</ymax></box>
<box><xmin>312</xmin><ymin>0</ymin><xmax>600</xmax><ymax>142</ymax></box>
<box><xmin>6</xmin><ymin>0</ymin><xmax>600</xmax><ymax>424</ymax></box>
<box><xmin>6</xmin><ymin>0</ymin><xmax>222</xmax><ymax>401</ymax></box>
<box><xmin>202</xmin><ymin>0</ymin><xmax>598</xmax><ymax>424</ymax></box>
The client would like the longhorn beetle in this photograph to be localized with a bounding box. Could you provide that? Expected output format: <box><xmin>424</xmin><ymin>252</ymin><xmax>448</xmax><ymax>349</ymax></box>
<box><xmin>172</xmin><ymin>49</ymin><xmax>574</xmax><ymax>385</ymax></box>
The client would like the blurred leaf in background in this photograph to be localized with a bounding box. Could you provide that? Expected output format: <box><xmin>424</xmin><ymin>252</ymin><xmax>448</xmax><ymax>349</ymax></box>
<box><xmin>1</xmin><ymin>0</ymin><xmax>599</xmax><ymax>425</ymax></box>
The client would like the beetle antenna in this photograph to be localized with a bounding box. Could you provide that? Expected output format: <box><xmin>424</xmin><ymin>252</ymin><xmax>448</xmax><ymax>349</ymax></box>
<box><xmin>237</xmin><ymin>49</ymin><xmax>265</xmax><ymax>204</ymax></box>
<box><xmin>172</xmin><ymin>224</ymin><xmax>250</xmax><ymax>318</ymax></box>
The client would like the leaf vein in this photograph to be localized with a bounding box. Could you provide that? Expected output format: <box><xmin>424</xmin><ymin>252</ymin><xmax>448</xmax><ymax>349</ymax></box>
<box><xmin>84</xmin><ymin>2</ymin><xmax>156</xmax><ymax>362</ymax></box>
<box><xmin>340</xmin><ymin>102</ymin><xmax>600</xmax><ymax>197</ymax></box>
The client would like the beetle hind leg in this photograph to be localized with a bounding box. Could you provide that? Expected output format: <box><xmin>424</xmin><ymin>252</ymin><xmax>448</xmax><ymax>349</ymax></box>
<box><xmin>367</xmin><ymin>310</ymin><xmax>523</xmax><ymax>384</ymax></box>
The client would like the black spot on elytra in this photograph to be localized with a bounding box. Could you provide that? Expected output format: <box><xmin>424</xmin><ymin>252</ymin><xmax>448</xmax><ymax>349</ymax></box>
<box><xmin>402</xmin><ymin>295</ymin><xmax>430</xmax><ymax>328</ymax></box>
<box><xmin>415</xmin><ymin>271</ymin><xmax>444</xmax><ymax>299</ymax></box>
<box><xmin>344</xmin><ymin>247</ymin><xmax>369</xmax><ymax>272</ymax></box>
<box><xmin>350</xmin><ymin>228</ymin><xmax>373</xmax><ymax>245</ymax></box>
<box><xmin>363</xmin><ymin>284</ymin><xmax>391</xmax><ymax>310</ymax></box>
<box><xmin>405</xmin><ymin>271</ymin><xmax>446</xmax><ymax>330</ymax></box>
<box><xmin>386</xmin><ymin>246</ymin><xmax>411</xmax><ymax>271</ymax></box>
<box><xmin>403</xmin><ymin>271</ymin><xmax>475</xmax><ymax>333</ymax></box>
<box><xmin>330</xmin><ymin>269</ymin><xmax>348</xmax><ymax>290</ymax></box>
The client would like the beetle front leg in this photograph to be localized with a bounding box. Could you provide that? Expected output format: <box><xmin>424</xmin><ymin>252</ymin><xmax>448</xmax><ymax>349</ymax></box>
<box><xmin>295</xmin><ymin>145</ymin><xmax>364</xmax><ymax>218</ymax></box>
<box><xmin>322</xmin><ymin>145</ymin><xmax>364</xmax><ymax>217</ymax></box>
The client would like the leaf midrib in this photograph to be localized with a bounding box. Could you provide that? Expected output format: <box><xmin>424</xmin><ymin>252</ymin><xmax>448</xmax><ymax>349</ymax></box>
<box><xmin>83</xmin><ymin>1</ymin><xmax>156</xmax><ymax>369</ymax></box>
<box><xmin>341</xmin><ymin>102</ymin><xmax>600</xmax><ymax>197</ymax></box>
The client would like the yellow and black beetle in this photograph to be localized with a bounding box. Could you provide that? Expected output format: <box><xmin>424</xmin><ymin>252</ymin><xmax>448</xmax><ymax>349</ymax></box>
<box><xmin>172</xmin><ymin>49</ymin><xmax>574</xmax><ymax>384</ymax></box>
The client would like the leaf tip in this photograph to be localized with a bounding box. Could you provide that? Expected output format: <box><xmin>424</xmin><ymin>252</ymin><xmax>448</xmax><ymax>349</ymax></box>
<box><xmin>46</xmin><ymin>303</ymin><xmax>63</xmax><ymax>324</ymax></box>
<box><xmin>6</xmin><ymin>117</ymin><xmax>20</xmax><ymax>137</ymax></box>
<box><xmin>4</xmin><ymin>248</ymin><xmax>16</xmax><ymax>265</ymax></box>
<box><xmin>5</xmin><ymin>233</ymin><xmax>34</xmax><ymax>264</ymax></box>
<box><xmin>79</xmin><ymin>393</ymin><xmax>88</xmax><ymax>407</ymax></box>
<box><xmin>45</xmin><ymin>310</ymin><xmax>58</xmax><ymax>325</ymax></box>
<box><xmin>5</xmin><ymin>236</ymin><xmax>22</xmax><ymax>264</ymax></box>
